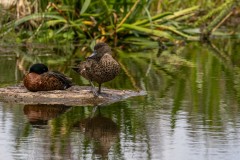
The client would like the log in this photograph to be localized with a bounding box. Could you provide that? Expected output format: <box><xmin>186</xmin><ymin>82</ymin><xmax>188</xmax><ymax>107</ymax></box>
<box><xmin>0</xmin><ymin>85</ymin><xmax>146</xmax><ymax>106</ymax></box>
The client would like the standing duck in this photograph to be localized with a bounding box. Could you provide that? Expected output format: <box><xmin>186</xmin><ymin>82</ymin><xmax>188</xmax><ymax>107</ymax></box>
<box><xmin>24</xmin><ymin>63</ymin><xmax>72</xmax><ymax>92</ymax></box>
<box><xmin>73</xmin><ymin>42</ymin><xmax>120</xmax><ymax>96</ymax></box>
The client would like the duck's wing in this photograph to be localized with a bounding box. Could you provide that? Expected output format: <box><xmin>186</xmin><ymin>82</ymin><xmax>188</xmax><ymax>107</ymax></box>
<box><xmin>47</xmin><ymin>71</ymin><xmax>73</xmax><ymax>89</ymax></box>
<box><xmin>100</xmin><ymin>54</ymin><xmax>120</xmax><ymax>71</ymax></box>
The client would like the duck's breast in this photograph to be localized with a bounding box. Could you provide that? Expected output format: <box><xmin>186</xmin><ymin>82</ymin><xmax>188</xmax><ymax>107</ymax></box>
<box><xmin>23</xmin><ymin>73</ymin><xmax>43</xmax><ymax>91</ymax></box>
<box><xmin>92</xmin><ymin>54</ymin><xmax>120</xmax><ymax>83</ymax></box>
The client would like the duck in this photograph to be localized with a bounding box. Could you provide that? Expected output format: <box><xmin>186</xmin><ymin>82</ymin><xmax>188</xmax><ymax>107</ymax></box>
<box><xmin>23</xmin><ymin>63</ymin><xmax>72</xmax><ymax>92</ymax></box>
<box><xmin>73</xmin><ymin>42</ymin><xmax>120</xmax><ymax>96</ymax></box>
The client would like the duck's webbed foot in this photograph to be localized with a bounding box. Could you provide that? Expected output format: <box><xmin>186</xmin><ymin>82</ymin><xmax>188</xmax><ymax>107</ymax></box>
<box><xmin>90</xmin><ymin>81</ymin><xmax>99</xmax><ymax>97</ymax></box>
<box><xmin>92</xmin><ymin>89</ymin><xmax>99</xmax><ymax>97</ymax></box>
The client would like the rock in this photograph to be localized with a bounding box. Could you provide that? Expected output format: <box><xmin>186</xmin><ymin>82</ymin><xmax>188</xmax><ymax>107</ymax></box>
<box><xmin>0</xmin><ymin>85</ymin><xmax>146</xmax><ymax>106</ymax></box>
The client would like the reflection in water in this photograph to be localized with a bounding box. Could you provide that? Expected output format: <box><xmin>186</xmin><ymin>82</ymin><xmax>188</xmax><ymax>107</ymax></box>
<box><xmin>1</xmin><ymin>40</ymin><xmax>240</xmax><ymax>159</ymax></box>
<box><xmin>23</xmin><ymin>104</ymin><xmax>70</xmax><ymax>127</ymax></box>
<box><xmin>74</xmin><ymin>110</ymin><xmax>119</xmax><ymax>159</ymax></box>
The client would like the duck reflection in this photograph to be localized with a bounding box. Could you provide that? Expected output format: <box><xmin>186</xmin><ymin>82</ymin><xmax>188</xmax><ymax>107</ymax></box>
<box><xmin>24</xmin><ymin>104</ymin><xmax>70</xmax><ymax>127</ymax></box>
<box><xmin>74</xmin><ymin>109</ymin><xmax>119</xmax><ymax>159</ymax></box>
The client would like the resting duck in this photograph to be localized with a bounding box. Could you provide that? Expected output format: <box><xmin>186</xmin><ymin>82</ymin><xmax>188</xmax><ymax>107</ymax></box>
<box><xmin>24</xmin><ymin>63</ymin><xmax>72</xmax><ymax>92</ymax></box>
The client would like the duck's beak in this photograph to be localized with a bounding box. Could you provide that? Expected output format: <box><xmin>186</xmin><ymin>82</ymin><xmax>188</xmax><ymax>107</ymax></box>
<box><xmin>87</xmin><ymin>50</ymin><xmax>97</xmax><ymax>59</ymax></box>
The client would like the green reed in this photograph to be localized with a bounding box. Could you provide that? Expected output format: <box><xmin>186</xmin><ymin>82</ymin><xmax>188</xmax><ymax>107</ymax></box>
<box><xmin>0</xmin><ymin>0</ymin><xmax>238</xmax><ymax>47</ymax></box>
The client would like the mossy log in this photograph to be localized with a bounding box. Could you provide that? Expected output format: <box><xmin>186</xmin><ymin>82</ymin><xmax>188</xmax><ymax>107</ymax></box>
<box><xmin>0</xmin><ymin>85</ymin><xmax>146</xmax><ymax>106</ymax></box>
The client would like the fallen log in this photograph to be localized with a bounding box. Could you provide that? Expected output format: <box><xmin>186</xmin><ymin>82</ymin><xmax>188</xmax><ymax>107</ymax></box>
<box><xmin>0</xmin><ymin>85</ymin><xmax>146</xmax><ymax>106</ymax></box>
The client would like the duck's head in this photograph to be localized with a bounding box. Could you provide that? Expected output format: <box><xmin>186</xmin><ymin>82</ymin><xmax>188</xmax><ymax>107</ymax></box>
<box><xmin>87</xmin><ymin>42</ymin><xmax>112</xmax><ymax>60</ymax></box>
<box><xmin>29</xmin><ymin>63</ymin><xmax>49</xmax><ymax>74</ymax></box>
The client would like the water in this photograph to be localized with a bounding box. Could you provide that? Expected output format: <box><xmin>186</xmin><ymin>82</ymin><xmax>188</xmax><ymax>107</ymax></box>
<box><xmin>1</xmin><ymin>39</ymin><xmax>240</xmax><ymax>160</ymax></box>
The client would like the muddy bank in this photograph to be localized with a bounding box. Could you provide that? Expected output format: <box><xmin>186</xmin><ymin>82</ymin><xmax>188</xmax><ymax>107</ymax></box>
<box><xmin>0</xmin><ymin>85</ymin><xmax>146</xmax><ymax>106</ymax></box>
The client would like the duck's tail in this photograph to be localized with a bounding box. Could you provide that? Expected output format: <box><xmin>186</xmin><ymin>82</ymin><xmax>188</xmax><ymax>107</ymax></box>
<box><xmin>50</xmin><ymin>71</ymin><xmax>73</xmax><ymax>89</ymax></box>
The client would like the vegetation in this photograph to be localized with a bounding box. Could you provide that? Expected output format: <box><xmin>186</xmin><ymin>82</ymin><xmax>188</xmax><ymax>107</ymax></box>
<box><xmin>0</xmin><ymin>0</ymin><xmax>239</xmax><ymax>48</ymax></box>
<box><xmin>2</xmin><ymin>39</ymin><xmax>240</xmax><ymax>159</ymax></box>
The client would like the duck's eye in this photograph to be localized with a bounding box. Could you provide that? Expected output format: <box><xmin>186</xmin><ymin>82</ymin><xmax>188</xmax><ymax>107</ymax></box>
<box><xmin>43</xmin><ymin>68</ymin><xmax>48</xmax><ymax>72</ymax></box>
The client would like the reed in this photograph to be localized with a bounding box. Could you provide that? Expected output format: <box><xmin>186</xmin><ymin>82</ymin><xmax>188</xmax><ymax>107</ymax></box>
<box><xmin>0</xmin><ymin>0</ymin><xmax>238</xmax><ymax>46</ymax></box>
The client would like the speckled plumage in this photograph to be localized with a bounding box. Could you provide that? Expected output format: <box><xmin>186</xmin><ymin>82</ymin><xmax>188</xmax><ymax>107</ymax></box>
<box><xmin>73</xmin><ymin>42</ymin><xmax>120</xmax><ymax>95</ymax></box>
<box><xmin>24</xmin><ymin>63</ymin><xmax>72</xmax><ymax>92</ymax></box>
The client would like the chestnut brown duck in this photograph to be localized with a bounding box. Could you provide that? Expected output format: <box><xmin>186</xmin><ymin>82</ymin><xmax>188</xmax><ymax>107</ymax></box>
<box><xmin>24</xmin><ymin>63</ymin><xmax>72</xmax><ymax>92</ymax></box>
<box><xmin>73</xmin><ymin>42</ymin><xmax>120</xmax><ymax>96</ymax></box>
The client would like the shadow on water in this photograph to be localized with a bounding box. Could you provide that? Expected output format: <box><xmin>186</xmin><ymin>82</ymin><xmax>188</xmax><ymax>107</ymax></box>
<box><xmin>1</xmin><ymin>38</ymin><xmax>240</xmax><ymax>159</ymax></box>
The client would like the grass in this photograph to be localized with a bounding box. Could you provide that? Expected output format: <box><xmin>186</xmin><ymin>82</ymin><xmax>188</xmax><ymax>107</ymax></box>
<box><xmin>0</xmin><ymin>0</ymin><xmax>238</xmax><ymax>48</ymax></box>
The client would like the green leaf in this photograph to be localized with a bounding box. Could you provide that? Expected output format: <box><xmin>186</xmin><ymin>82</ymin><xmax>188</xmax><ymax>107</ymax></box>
<box><xmin>46</xmin><ymin>19</ymin><xmax>67</xmax><ymax>27</ymax></box>
<box><xmin>133</xmin><ymin>12</ymin><xmax>172</xmax><ymax>26</ymax></box>
<box><xmin>121</xmin><ymin>23</ymin><xmax>174</xmax><ymax>40</ymax></box>
<box><xmin>14</xmin><ymin>13</ymin><xmax>64</xmax><ymax>26</ymax></box>
<box><xmin>80</xmin><ymin>0</ymin><xmax>91</xmax><ymax>14</ymax></box>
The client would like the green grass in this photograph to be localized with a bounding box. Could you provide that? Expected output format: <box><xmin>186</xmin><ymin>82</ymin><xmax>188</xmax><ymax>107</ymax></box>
<box><xmin>0</xmin><ymin>0</ymin><xmax>238</xmax><ymax>47</ymax></box>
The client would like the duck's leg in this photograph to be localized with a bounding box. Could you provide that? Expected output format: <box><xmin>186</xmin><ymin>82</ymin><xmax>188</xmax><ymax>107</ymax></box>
<box><xmin>98</xmin><ymin>83</ymin><xmax>102</xmax><ymax>94</ymax></box>
<box><xmin>89</xmin><ymin>81</ymin><xmax>99</xmax><ymax>97</ymax></box>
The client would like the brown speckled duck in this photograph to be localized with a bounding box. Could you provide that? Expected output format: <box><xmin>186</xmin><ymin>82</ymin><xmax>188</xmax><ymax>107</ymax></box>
<box><xmin>73</xmin><ymin>42</ymin><xmax>120</xmax><ymax>96</ymax></box>
<box><xmin>24</xmin><ymin>63</ymin><xmax>72</xmax><ymax>92</ymax></box>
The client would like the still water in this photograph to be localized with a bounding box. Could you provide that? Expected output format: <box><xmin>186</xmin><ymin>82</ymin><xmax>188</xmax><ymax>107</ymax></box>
<box><xmin>1</xmin><ymin>39</ymin><xmax>240</xmax><ymax>160</ymax></box>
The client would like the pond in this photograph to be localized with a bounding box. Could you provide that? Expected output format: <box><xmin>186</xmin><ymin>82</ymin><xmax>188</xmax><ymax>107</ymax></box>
<box><xmin>1</xmin><ymin>39</ymin><xmax>240</xmax><ymax>160</ymax></box>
